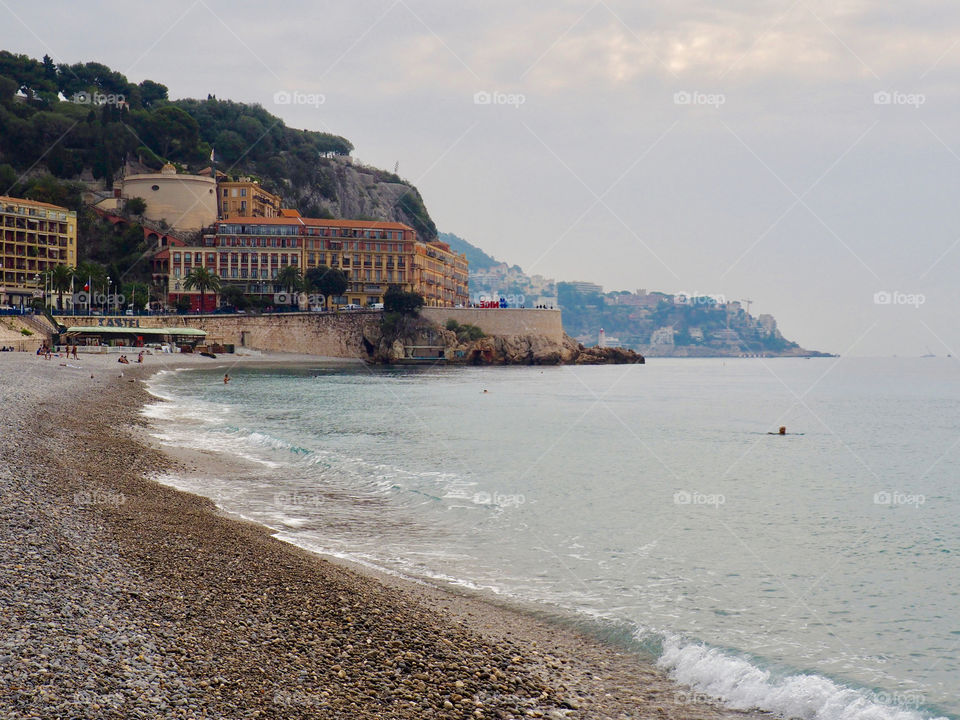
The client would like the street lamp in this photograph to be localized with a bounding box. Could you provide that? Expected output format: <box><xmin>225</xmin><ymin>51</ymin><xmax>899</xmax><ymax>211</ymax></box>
<box><xmin>105</xmin><ymin>276</ymin><xmax>110</xmax><ymax>314</ymax></box>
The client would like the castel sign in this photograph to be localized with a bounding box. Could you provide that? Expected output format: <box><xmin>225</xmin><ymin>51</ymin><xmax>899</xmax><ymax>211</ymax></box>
<box><xmin>74</xmin><ymin>317</ymin><xmax>143</xmax><ymax>328</ymax></box>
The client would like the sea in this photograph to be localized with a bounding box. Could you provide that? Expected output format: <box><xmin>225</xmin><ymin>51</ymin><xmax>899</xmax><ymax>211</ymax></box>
<box><xmin>142</xmin><ymin>357</ymin><xmax>959</xmax><ymax>720</ymax></box>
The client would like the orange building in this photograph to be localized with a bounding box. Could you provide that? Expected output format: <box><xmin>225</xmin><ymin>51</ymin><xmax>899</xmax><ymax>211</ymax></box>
<box><xmin>218</xmin><ymin>179</ymin><xmax>282</xmax><ymax>220</ymax></box>
<box><xmin>0</xmin><ymin>195</ymin><xmax>77</xmax><ymax>307</ymax></box>
<box><xmin>412</xmin><ymin>240</ymin><xmax>469</xmax><ymax>307</ymax></box>
<box><xmin>156</xmin><ymin>213</ymin><xmax>468</xmax><ymax>311</ymax></box>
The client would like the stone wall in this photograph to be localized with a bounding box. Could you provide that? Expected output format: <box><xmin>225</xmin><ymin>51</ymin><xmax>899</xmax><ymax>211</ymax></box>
<box><xmin>59</xmin><ymin>308</ymin><xmax>564</xmax><ymax>357</ymax></box>
<box><xmin>61</xmin><ymin>312</ymin><xmax>382</xmax><ymax>358</ymax></box>
<box><xmin>420</xmin><ymin>308</ymin><xmax>563</xmax><ymax>344</ymax></box>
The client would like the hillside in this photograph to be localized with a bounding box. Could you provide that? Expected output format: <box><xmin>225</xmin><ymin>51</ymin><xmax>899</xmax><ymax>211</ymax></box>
<box><xmin>438</xmin><ymin>231</ymin><xmax>500</xmax><ymax>272</ymax></box>
<box><xmin>0</xmin><ymin>51</ymin><xmax>436</xmax><ymax>239</ymax></box>
<box><xmin>446</xmin><ymin>229</ymin><xmax>829</xmax><ymax>357</ymax></box>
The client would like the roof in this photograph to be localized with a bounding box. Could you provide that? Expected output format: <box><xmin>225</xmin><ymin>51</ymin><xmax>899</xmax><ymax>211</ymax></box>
<box><xmin>218</xmin><ymin>216</ymin><xmax>305</xmax><ymax>227</ymax></box>
<box><xmin>278</xmin><ymin>208</ymin><xmax>301</xmax><ymax>218</ymax></box>
<box><xmin>64</xmin><ymin>326</ymin><xmax>207</xmax><ymax>337</ymax></box>
<box><xmin>301</xmin><ymin>217</ymin><xmax>412</xmax><ymax>231</ymax></box>
<box><xmin>215</xmin><ymin>215</ymin><xmax>413</xmax><ymax>232</ymax></box>
<box><xmin>0</xmin><ymin>195</ymin><xmax>73</xmax><ymax>212</ymax></box>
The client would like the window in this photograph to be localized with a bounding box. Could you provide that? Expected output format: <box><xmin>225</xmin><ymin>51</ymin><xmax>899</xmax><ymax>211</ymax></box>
<box><xmin>241</xmin><ymin>188</ymin><xmax>247</xmax><ymax>197</ymax></box>
<box><xmin>174</xmin><ymin>267</ymin><xmax>181</xmax><ymax>278</ymax></box>
<box><xmin>173</xmin><ymin>253</ymin><xmax>181</xmax><ymax>263</ymax></box>
<box><xmin>231</xmin><ymin>189</ymin><xmax>238</xmax><ymax>197</ymax></box>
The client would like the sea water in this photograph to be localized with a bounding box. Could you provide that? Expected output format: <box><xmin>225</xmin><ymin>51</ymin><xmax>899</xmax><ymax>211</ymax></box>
<box><xmin>143</xmin><ymin>357</ymin><xmax>960</xmax><ymax>720</ymax></box>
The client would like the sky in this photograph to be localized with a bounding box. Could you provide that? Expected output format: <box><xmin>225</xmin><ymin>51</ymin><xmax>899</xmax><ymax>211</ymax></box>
<box><xmin>4</xmin><ymin>0</ymin><xmax>960</xmax><ymax>355</ymax></box>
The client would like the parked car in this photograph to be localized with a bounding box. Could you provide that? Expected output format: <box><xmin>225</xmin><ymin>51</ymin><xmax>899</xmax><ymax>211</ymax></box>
<box><xmin>342</xmin><ymin>304</ymin><xmax>363</xmax><ymax>311</ymax></box>
<box><xmin>370</xmin><ymin>303</ymin><xmax>384</xmax><ymax>310</ymax></box>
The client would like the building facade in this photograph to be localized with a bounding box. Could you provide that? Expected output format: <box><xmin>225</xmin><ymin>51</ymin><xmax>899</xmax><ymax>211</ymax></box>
<box><xmin>154</xmin><ymin>213</ymin><xmax>468</xmax><ymax>311</ymax></box>
<box><xmin>219</xmin><ymin>179</ymin><xmax>282</xmax><ymax>220</ymax></box>
<box><xmin>0</xmin><ymin>196</ymin><xmax>77</xmax><ymax>307</ymax></box>
<box><xmin>412</xmin><ymin>240</ymin><xmax>469</xmax><ymax>307</ymax></box>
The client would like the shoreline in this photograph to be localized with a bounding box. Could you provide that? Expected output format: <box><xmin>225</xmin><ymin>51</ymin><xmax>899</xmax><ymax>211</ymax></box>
<box><xmin>0</xmin><ymin>352</ymin><xmax>769</xmax><ymax>719</ymax></box>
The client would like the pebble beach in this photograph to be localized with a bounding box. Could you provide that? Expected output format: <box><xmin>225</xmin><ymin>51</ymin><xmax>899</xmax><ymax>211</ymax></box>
<box><xmin>0</xmin><ymin>351</ymin><xmax>770</xmax><ymax>719</ymax></box>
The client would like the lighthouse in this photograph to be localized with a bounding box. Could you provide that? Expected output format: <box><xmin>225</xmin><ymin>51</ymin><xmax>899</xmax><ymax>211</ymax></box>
<box><xmin>599</xmin><ymin>328</ymin><xmax>607</xmax><ymax>348</ymax></box>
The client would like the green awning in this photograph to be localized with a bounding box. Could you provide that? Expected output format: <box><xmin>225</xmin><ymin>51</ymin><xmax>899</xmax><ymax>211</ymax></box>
<box><xmin>64</xmin><ymin>326</ymin><xmax>207</xmax><ymax>337</ymax></box>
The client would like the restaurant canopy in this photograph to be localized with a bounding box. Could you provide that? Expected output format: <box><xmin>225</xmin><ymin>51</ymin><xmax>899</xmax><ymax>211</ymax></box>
<box><xmin>63</xmin><ymin>326</ymin><xmax>207</xmax><ymax>337</ymax></box>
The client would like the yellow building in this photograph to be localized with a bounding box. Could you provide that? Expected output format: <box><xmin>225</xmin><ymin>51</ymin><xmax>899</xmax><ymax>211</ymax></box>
<box><xmin>158</xmin><ymin>214</ymin><xmax>468</xmax><ymax>310</ymax></box>
<box><xmin>0</xmin><ymin>196</ymin><xmax>77</xmax><ymax>307</ymax></box>
<box><xmin>412</xmin><ymin>240</ymin><xmax>469</xmax><ymax>307</ymax></box>
<box><xmin>219</xmin><ymin>179</ymin><xmax>282</xmax><ymax>220</ymax></box>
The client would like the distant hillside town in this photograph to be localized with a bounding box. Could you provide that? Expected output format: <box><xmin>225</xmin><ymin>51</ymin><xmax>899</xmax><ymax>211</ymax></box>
<box><xmin>442</xmin><ymin>232</ymin><xmax>830</xmax><ymax>358</ymax></box>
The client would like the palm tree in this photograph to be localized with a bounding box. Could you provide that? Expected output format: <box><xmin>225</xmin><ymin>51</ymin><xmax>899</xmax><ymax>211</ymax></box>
<box><xmin>276</xmin><ymin>265</ymin><xmax>303</xmax><ymax>309</ymax></box>
<box><xmin>50</xmin><ymin>264</ymin><xmax>73</xmax><ymax>311</ymax></box>
<box><xmin>183</xmin><ymin>267</ymin><xmax>221</xmax><ymax>313</ymax></box>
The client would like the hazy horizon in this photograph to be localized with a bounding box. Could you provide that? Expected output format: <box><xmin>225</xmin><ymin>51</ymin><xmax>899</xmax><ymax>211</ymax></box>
<box><xmin>4</xmin><ymin>1</ymin><xmax>960</xmax><ymax>356</ymax></box>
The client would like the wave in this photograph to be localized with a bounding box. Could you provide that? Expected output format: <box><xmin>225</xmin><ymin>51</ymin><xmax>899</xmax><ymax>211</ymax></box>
<box><xmin>656</xmin><ymin>636</ymin><xmax>947</xmax><ymax>720</ymax></box>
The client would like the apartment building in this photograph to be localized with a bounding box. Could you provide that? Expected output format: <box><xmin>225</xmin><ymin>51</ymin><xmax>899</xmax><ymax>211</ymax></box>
<box><xmin>0</xmin><ymin>196</ymin><xmax>77</xmax><ymax>307</ymax></box>
<box><xmin>155</xmin><ymin>213</ymin><xmax>468</xmax><ymax>311</ymax></box>
<box><xmin>219</xmin><ymin>179</ymin><xmax>282</xmax><ymax>220</ymax></box>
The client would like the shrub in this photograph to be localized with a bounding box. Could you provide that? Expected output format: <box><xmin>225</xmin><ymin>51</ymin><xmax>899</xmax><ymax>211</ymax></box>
<box><xmin>445</xmin><ymin>319</ymin><xmax>485</xmax><ymax>342</ymax></box>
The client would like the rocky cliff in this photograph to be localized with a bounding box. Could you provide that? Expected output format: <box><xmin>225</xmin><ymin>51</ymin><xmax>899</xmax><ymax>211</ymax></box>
<box><xmin>368</xmin><ymin>315</ymin><xmax>643</xmax><ymax>365</ymax></box>
<box><xmin>299</xmin><ymin>157</ymin><xmax>437</xmax><ymax>240</ymax></box>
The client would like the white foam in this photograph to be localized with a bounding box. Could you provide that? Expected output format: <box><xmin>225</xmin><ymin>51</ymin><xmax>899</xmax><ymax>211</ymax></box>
<box><xmin>657</xmin><ymin>637</ymin><xmax>946</xmax><ymax>720</ymax></box>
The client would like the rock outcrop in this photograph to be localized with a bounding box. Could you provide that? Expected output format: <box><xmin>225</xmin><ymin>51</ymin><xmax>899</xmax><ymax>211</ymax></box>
<box><xmin>371</xmin><ymin>316</ymin><xmax>643</xmax><ymax>365</ymax></box>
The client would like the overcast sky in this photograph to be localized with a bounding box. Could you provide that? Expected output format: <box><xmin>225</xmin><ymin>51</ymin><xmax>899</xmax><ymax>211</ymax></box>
<box><xmin>5</xmin><ymin>0</ymin><xmax>960</xmax><ymax>355</ymax></box>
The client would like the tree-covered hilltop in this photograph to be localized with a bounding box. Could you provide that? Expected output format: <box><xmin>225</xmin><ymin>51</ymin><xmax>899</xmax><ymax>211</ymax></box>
<box><xmin>439</xmin><ymin>231</ymin><xmax>500</xmax><ymax>271</ymax></box>
<box><xmin>0</xmin><ymin>51</ymin><xmax>436</xmax><ymax>238</ymax></box>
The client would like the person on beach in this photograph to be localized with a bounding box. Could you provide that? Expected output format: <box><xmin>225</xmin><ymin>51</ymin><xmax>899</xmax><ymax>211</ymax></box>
<box><xmin>137</xmin><ymin>351</ymin><xmax>144</xmax><ymax>364</ymax></box>
<box><xmin>224</xmin><ymin>373</ymin><xmax>230</xmax><ymax>384</ymax></box>
<box><xmin>72</xmin><ymin>345</ymin><xmax>79</xmax><ymax>360</ymax></box>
